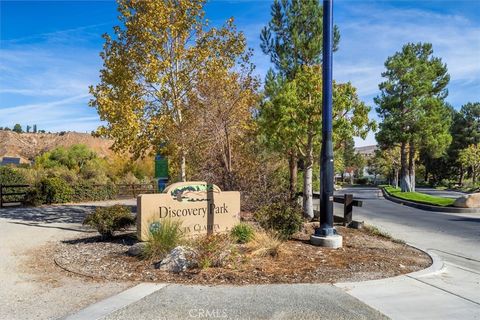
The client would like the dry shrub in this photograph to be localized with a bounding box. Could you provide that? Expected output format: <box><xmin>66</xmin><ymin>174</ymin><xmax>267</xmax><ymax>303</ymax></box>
<box><xmin>190</xmin><ymin>234</ymin><xmax>233</xmax><ymax>269</ymax></box>
<box><xmin>247</xmin><ymin>231</ymin><xmax>283</xmax><ymax>258</ymax></box>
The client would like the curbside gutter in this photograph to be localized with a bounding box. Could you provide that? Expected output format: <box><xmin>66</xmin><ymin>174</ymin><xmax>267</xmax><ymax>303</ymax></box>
<box><xmin>381</xmin><ymin>188</ymin><xmax>480</xmax><ymax>214</ymax></box>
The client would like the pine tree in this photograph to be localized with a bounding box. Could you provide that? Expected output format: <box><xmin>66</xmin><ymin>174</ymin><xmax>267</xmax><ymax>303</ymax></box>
<box><xmin>375</xmin><ymin>43</ymin><xmax>450</xmax><ymax>192</ymax></box>
<box><xmin>260</xmin><ymin>0</ymin><xmax>340</xmax><ymax>209</ymax></box>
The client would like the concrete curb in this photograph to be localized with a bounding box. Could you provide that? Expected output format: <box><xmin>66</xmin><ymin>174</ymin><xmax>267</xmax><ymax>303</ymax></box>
<box><xmin>404</xmin><ymin>246</ymin><xmax>445</xmax><ymax>278</ymax></box>
<box><xmin>62</xmin><ymin>283</ymin><xmax>168</xmax><ymax>320</ymax></box>
<box><xmin>381</xmin><ymin>188</ymin><xmax>480</xmax><ymax>214</ymax></box>
<box><xmin>334</xmin><ymin>244</ymin><xmax>445</xmax><ymax>291</ymax></box>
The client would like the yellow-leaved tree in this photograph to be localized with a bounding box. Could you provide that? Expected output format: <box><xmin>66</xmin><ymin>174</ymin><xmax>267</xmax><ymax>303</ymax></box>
<box><xmin>90</xmin><ymin>0</ymin><xmax>248</xmax><ymax>181</ymax></box>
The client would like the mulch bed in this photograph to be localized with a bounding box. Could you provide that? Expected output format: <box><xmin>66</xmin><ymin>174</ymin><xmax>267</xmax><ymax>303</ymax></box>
<box><xmin>43</xmin><ymin>223</ymin><xmax>431</xmax><ymax>285</ymax></box>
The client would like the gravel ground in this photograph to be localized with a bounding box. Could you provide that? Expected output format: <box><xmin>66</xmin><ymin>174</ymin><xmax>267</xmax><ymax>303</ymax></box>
<box><xmin>0</xmin><ymin>201</ymin><xmax>135</xmax><ymax>320</ymax></box>
<box><xmin>50</xmin><ymin>224</ymin><xmax>431</xmax><ymax>285</ymax></box>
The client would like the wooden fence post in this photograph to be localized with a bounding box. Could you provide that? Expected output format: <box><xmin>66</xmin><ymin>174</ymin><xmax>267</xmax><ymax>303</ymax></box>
<box><xmin>343</xmin><ymin>194</ymin><xmax>353</xmax><ymax>226</ymax></box>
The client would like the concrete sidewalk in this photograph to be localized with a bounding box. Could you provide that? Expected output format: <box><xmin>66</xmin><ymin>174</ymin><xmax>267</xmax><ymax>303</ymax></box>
<box><xmin>65</xmin><ymin>283</ymin><xmax>388</xmax><ymax>320</ymax></box>
<box><xmin>336</xmin><ymin>251</ymin><xmax>480</xmax><ymax>320</ymax></box>
<box><xmin>65</xmin><ymin>249</ymin><xmax>480</xmax><ymax>320</ymax></box>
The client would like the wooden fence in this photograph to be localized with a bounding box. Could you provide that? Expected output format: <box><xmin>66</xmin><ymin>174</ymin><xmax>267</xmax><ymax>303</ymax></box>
<box><xmin>0</xmin><ymin>184</ymin><xmax>30</xmax><ymax>208</ymax></box>
<box><xmin>115</xmin><ymin>183</ymin><xmax>159</xmax><ymax>198</ymax></box>
<box><xmin>0</xmin><ymin>183</ymin><xmax>160</xmax><ymax>208</ymax></box>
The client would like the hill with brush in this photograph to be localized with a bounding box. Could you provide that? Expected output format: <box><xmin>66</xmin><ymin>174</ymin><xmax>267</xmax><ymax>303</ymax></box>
<box><xmin>0</xmin><ymin>131</ymin><xmax>114</xmax><ymax>164</ymax></box>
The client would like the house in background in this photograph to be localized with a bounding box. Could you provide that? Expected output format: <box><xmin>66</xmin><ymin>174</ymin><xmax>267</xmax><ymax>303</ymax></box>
<box><xmin>0</xmin><ymin>157</ymin><xmax>22</xmax><ymax>166</ymax></box>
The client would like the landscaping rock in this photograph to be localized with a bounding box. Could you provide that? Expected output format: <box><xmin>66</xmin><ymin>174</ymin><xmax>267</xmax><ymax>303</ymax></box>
<box><xmin>453</xmin><ymin>193</ymin><xmax>480</xmax><ymax>208</ymax></box>
<box><xmin>155</xmin><ymin>246</ymin><xmax>196</xmax><ymax>273</ymax></box>
<box><xmin>127</xmin><ymin>242</ymin><xmax>147</xmax><ymax>256</ymax></box>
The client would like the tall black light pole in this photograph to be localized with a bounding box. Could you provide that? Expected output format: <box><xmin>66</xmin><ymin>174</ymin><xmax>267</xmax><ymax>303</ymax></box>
<box><xmin>318</xmin><ymin>0</ymin><xmax>335</xmax><ymax>237</ymax></box>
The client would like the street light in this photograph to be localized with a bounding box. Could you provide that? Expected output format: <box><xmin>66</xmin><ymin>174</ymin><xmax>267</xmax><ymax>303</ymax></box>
<box><xmin>310</xmin><ymin>0</ymin><xmax>342</xmax><ymax>248</ymax></box>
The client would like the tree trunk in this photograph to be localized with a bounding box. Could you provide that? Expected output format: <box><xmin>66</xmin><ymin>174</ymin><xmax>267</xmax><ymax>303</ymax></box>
<box><xmin>302</xmin><ymin>133</ymin><xmax>314</xmax><ymax>219</ymax></box>
<box><xmin>408</xmin><ymin>141</ymin><xmax>416</xmax><ymax>192</ymax></box>
<box><xmin>394</xmin><ymin>168</ymin><xmax>399</xmax><ymax>188</ymax></box>
<box><xmin>424</xmin><ymin>165</ymin><xmax>429</xmax><ymax>185</ymax></box>
<box><xmin>180</xmin><ymin>149</ymin><xmax>186</xmax><ymax>182</ymax></box>
<box><xmin>400</xmin><ymin>141</ymin><xmax>412</xmax><ymax>192</ymax></box>
<box><xmin>288</xmin><ymin>151</ymin><xmax>298</xmax><ymax>200</ymax></box>
<box><xmin>222</xmin><ymin>126</ymin><xmax>233</xmax><ymax>190</ymax></box>
<box><xmin>459</xmin><ymin>166</ymin><xmax>464</xmax><ymax>186</ymax></box>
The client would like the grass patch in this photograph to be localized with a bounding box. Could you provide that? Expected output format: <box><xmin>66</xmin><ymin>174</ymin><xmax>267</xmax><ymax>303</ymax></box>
<box><xmin>383</xmin><ymin>186</ymin><xmax>455</xmax><ymax>207</ymax></box>
<box><xmin>230</xmin><ymin>223</ymin><xmax>255</xmax><ymax>244</ymax></box>
<box><xmin>143</xmin><ymin>219</ymin><xmax>185</xmax><ymax>260</ymax></box>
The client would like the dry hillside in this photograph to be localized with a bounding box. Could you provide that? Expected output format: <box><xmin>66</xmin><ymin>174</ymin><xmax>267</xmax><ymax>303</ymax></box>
<box><xmin>0</xmin><ymin>131</ymin><xmax>114</xmax><ymax>163</ymax></box>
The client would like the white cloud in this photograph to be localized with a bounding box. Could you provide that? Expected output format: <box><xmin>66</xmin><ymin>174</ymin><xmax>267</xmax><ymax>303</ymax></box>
<box><xmin>334</xmin><ymin>3</ymin><xmax>480</xmax><ymax>108</ymax></box>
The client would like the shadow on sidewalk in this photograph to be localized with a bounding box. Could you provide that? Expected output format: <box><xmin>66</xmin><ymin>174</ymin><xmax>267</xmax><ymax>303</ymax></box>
<box><xmin>0</xmin><ymin>204</ymin><xmax>136</xmax><ymax>225</ymax></box>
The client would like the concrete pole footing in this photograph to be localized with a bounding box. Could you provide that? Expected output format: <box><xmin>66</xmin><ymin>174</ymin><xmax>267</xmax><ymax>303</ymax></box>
<box><xmin>310</xmin><ymin>234</ymin><xmax>343</xmax><ymax>248</ymax></box>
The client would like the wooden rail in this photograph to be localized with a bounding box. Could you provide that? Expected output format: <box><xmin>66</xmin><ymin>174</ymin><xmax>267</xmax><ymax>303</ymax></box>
<box><xmin>298</xmin><ymin>192</ymin><xmax>363</xmax><ymax>227</ymax></box>
<box><xmin>0</xmin><ymin>184</ymin><xmax>30</xmax><ymax>208</ymax></box>
<box><xmin>113</xmin><ymin>183</ymin><xmax>158</xmax><ymax>198</ymax></box>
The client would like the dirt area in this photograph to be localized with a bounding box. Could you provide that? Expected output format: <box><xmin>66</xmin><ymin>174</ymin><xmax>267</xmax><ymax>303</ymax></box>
<box><xmin>0</xmin><ymin>204</ymin><xmax>133</xmax><ymax>320</ymax></box>
<box><xmin>47</xmin><ymin>223</ymin><xmax>431</xmax><ymax>285</ymax></box>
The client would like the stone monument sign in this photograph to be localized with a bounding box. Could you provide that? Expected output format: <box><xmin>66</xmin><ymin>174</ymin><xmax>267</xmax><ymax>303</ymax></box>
<box><xmin>137</xmin><ymin>181</ymin><xmax>240</xmax><ymax>241</ymax></box>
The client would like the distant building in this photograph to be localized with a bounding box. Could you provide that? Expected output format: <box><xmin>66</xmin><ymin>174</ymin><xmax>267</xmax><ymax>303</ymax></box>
<box><xmin>355</xmin><ymin>145</ymin><xmax>381</xmax><ymax>182</ymax></box>
<box><xmin>0</xmin><ymin>157</ymin><xmax>21</xmax><ymax>166</ymax></box>
<box><xmin>355</xmin><ymin>145</ymin><xmax>378</xmax><ymax>158</ymax></box>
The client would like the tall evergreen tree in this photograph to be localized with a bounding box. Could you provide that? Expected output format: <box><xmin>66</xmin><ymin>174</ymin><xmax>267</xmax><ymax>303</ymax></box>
<box><xmin>260</xmin><ymin>0</ymin><xmax>340</xmax><ymax>205</ymax></box>
<box><xmin>375</xmin><ymin>42</ymin><xmax>450</xmax><ymax>192</ymax></box>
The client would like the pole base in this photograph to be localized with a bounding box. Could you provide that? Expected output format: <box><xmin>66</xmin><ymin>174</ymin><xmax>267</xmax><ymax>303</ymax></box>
<box><xmin>310</xmin><ymin>234</ymin><xmax>343</xmax><ymax>248</ymax></box>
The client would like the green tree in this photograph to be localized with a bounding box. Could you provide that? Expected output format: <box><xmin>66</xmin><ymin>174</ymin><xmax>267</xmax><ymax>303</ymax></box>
<box><xmin>13</xmin><ymin>124</ymin><xmax>23</xmax><ymax>133</ymax></box>
<box><xmin>375</xmin><ymin>42</ymin><xmax>450</xmax><ymax>192</ymax></box>
<box><xmin>259</xmin><ymin>66</ymin><xmax>373</xmax><ymax>218</ymax></box>
<box><xmin>260</xmin><ymin>0</ymin><xmax>340</xmax><ymax>199</ymax></box>
<box><xmin>338</xmin><ymin>137</ymin><xmax>355</xmax><ymax>181</ymax></box>
<box><xmin>35</xmin><ymin>144</ymin><xmax>97</xmax><ymax>171</ymax></box>
<box><xmin>450</xmin><ymin>103</ymin><xmax>480</xmax><ymax>184</ymax></box>
<box><xmin>459</xmin><ymin>144</ymin><xmax>480</xmax><ymax>184</ymax></box>
<box><xmin>90</xmin><ymin>0</ymin><xmax>247</xmax><ymax>182</ymax></box>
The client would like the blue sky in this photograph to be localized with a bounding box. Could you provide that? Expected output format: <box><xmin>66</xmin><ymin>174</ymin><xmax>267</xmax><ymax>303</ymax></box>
<box><xmin>1</xmin><ymin>1</ymin><xmax>479</xmax><ymax>146</ymax></box>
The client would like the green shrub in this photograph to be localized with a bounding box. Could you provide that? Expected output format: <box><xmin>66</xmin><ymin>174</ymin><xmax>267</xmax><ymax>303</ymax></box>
<box><xmin>254</xmin><ymin>201</ymin><xmax>303</xmax><ymax>239</ymax></box>
<box><xmin>72</xmin><ymin>181</ymin><xmax>118</xmax><ymax>202</ymax></box>
<box><xmin>38</xmin><ymin>177</ymin><xmax>73</xmax><ymax>204</ymax></box>
<box><xmin>191</xmin><ymin>234</ymin><xmax>232</xmax><ymax>269</ymax></box>
<box><xmin>143</xmin><ymin>219</ymin><xmax>184</xmax><ymax>259</ymax></box>
<box><xmin>83</xmin><ymin>205</ymin><xmax>135</xmax><ymax>240</ymax></box>
<box><xmin>24</xmin><ymin>188</ymin><xmax>43</xmax><ymax>206</ymax></box>
<box><xmin>230</xmin><ymin>223</ymin><xmax>255</xmax><ymax>244</ymax></box>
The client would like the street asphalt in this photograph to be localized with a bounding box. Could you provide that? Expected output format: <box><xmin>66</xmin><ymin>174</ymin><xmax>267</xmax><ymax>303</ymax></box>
<box><xmin>335</xmin><ymin>187</ymin><xmax>480</xmax><ymax>320</ymax></box>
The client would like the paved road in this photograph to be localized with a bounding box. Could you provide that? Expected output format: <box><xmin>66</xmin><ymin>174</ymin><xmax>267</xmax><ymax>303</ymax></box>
<box><xmin>335</xmin><ymin>187</ymin><xmax>480</xmax><ymax>320</ymax></box>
